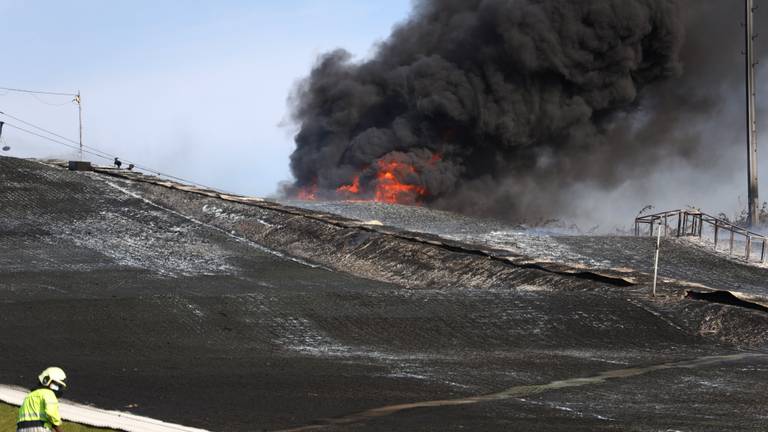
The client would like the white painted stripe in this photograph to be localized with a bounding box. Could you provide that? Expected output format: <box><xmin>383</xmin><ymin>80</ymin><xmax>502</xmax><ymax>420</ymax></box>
<box><xmin>0</xmin><ymin>385</ymin><xmax>210</xmax><ymax>432</ymax></box>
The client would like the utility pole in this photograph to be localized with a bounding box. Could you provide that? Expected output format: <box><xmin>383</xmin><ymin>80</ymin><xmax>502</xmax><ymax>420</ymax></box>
<box><xmin>0</xmin><ymin>85</ymin><xmax>85</xmax><ymax>162</ymax></box>
<box><xmin>746</xmin><ymin>0</ymin><xmax>760</xmax><ymax>226</ymax></box>
<box><xmin>652</xmin><ymin>220</ymin><xmax>662</xmax><ymax>298</ymax></box>
<box><xmin>76</xmin><ymin>91</ymin><xmax>83</xmax><ymax>161</ymax></box>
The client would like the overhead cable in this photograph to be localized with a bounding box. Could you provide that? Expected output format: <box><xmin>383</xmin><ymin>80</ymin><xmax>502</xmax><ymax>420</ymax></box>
<box><xmin>0</xmin><ymin>114</ymin><xmax>229</xmax><ymax>192</ymax></box>
<box><xmin>31</xmin><ymin>93</ymin><xmax>76</xmax><ymax>106</ymax></box>
<box><xmin>0</xmin><ymin>111</ymin><xmax>81</xmax><ymax>146</ymax></box>
<box><xmin>0</xmin><ymin>86</ymin><xmax>77</xmax><ymax>97</ymax></box>
<box><xmin>3</xmin><ymin>122</ymin><xmax>108</xmax><ymax>159</ymax></box>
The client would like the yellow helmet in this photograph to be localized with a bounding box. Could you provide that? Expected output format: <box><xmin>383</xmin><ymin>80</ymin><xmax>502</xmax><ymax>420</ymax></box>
<box><xmin>38</xmin><ymin>367</ymin><xmax>67</xmax><ymax>389</ymax></box>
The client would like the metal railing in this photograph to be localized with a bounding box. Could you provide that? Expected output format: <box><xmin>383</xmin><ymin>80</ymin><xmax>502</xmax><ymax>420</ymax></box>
<box><xmin>635</xmin><ymin>209</ymin><xmax>767</xmax><ymax>263</ymax></box>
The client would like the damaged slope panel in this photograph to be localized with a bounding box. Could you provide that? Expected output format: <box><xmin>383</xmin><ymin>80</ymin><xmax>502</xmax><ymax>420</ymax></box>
<box><xmin>1</xmin><ymin>156</ymin><xmax>768</xmax><ymax>431</ymax></box>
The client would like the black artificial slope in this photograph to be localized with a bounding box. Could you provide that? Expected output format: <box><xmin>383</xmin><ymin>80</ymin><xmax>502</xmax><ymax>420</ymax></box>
<box><xmin>0</xmin><ymin>156</ymin><xmax>767</xmax><ymax>432</ymax></box>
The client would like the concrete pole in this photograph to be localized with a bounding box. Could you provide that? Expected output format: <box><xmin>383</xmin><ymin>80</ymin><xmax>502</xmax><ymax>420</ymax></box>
<box><xmin>77</xmin><ymin>90</ymin><xmax>83</xmax><ymax>161</ymax></box>
<box><xmin>746</xmin><ymin>0</ymin><xmax>760</xmax><ymax>226</ymax></box>
<box><xmin>652</xmin><ymin>221</ymin><xmax>662</xmax><ymax>298</ymax></box>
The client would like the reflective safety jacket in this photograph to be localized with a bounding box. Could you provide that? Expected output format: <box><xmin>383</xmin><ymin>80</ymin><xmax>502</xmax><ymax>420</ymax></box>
<box><xmin>17</xmin><ymin>387</ymin><xmax>62</xmax><ymax>429</ymax></box>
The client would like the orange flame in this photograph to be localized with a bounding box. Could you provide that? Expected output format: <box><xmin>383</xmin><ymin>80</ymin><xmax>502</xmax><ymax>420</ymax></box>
<box><xmin>336</xmin><ymin>175</ymin><xmax>360</xmax><ymax>195</ymax></box>
<box><xmin>297</xmin><ymin>183</ymin><xmax>318</xmax><ymax>200</ymax></box>
<box><xmin>334</xmin><ymin>153</ymin><xmax>439</xmax><ymax>204</ymax></box>
<box><xmin>374</xmin><ymin>160</ymin><xmax>427</xmax><ymax>204</ymax></box>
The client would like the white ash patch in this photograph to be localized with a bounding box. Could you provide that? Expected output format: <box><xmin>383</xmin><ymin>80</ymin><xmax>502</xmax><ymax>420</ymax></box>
<box><xmin>515</xmin><ymin>284</ymin><xmax>553</xmax><ymax>293</ymax></box>
<box><xmin>445</xmin><ymin>230</ymin><xmax>612</xmax><ymax>268</ymax></box>
<box><xmin>386</xmin><ymin>371</ymin><xmax>429</xmax><ymax>380</ymax></box>
<box><xmin>265</xmin><ymin>307</ymin><xmax>467</xmax><ymax>387</ymax></box>
<box><xmin>106</xmin><ymin>181</ymin><xmax>325</xmax><ymax>270</ymax></box>
<box><xmin>255</xmin><ymin>218</ymin><xmax>274</xmax><ymax>227</ymax></box>
<box><xmin>54</xmin><ymin>210</ymin><xmax>238</xmax><ymax>277</ymax></box>
<box><xmin>382</xmin><ymin>367</ymin><xmax>473</xmax><ymax>389</ymax></box>
<box><xmin>684</xmin><ymin>235</ymin><xmax>768</xmax><ymax>269</ymax></box>
<box><xmin>274</xmin><ymin>316</ymin><xmax>352</xmax><ymax>356</ymax></box>
<box><xmin>518</xmin><ymin>398</ymin><xmax>615</xmax><ymax>422</ymax></box>
<box><xmin>282</xmin><ymin>200</ymin><xmax>620</xmax><ymax>269</ymax></box>
<box><xmin>201</xmin><ymin>204</ymin><xmax>244</xmax><ymax>222</ymax></box>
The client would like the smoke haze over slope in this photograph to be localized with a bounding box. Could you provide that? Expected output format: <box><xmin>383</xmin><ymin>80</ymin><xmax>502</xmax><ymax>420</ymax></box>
<box><xmin>287</xmin><ymin>0</ymin><xmax>768</xmax><ymax>228</ymax></box>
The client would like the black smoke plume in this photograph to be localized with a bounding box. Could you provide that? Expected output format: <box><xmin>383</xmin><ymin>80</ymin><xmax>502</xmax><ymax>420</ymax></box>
<box><xmin>287</xmin><ymin>0</ymin><xmax>692</xmax><ymax>221</ymax></box>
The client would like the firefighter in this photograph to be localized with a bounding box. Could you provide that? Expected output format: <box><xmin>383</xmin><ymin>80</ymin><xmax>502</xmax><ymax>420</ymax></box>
<box><xmin>16</xmin><ymin>367</ymin><xmax>67</xmax><ymax>432</ymax></box>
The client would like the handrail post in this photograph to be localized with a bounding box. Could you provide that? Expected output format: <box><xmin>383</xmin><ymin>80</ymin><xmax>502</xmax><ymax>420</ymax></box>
<box><xmin>677</xmin><ymin>211</ymin><xmax>682</xmax><ymax>237</ymax></box>
<box><xmin>691</xmin><ymin>213</ymin><xmax>696</xmax><ymax>236</ymax></box>
<box><xmin>652</xmin><ymin>221</ymin><xmax>662</xmax><ymax>297</ymax></box>
<box><xmin>693</xmin><ymin>214</ymin><xmax>698</xmax><ymax>236</ymax></box>
<box><xmin>690</xmin><ymin>215</ymin><xmax>698</xmax><ymax>236</ymax></box>
<box><xmin>730</xmin><ymin>230</ymin><xmax>735</xmax><ymax>255</ymax></box>
<box><xmin>746</xmin><ymin>235</ymin><xmax>752</xmax><ymax>261</ymax></box>
<box><xmin>714</xmin><ymin>221</ymin><xmax>719</xmax><ymax>250</ymax></box>
<box><xmin>698</xmin><ymin>214</ymin><xmax>703</xmax><ymax>237</ymax></box>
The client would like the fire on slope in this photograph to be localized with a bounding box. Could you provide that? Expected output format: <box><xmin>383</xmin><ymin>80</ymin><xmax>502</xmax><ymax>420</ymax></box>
<box><xmin>297</xmin><ymin>153</ymin><xmax>440</xmax><ymax>205</ymax></box>
<box><xmin>297</xmin><ymin>183</ymin><xmax>317</xmax><ymax>201</ymax></box>
<box><xmin>337</xmin><ymin>159</ymin><xmax>428</xmax><ymax>204</ymax></box>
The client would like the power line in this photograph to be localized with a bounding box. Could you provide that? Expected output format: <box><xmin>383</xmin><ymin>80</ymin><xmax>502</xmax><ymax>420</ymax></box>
<box><xmin>3</xmin><ymin>122</ymin><xmax>107</xmax><ymax>159</ymax></box>
<box><xmin>31</xmin><ymin>93</ymin><xmax>76</xmax><ymax>106</ymax></box>
<box><xmin>0</xmin><ymin>86</ymin><xmax>77</xmax><ymax>97</ymax></box>
<box><xmin>0</xmin><ymin>114</ymin><xmax>231</xmax><ymax>193</ymax></box>
<box><xmin>5</xmin><ymin>120</ymin><xmax>216</xmax><ymax>189</ymax></box>
<box><xmin>0</xmin><ymin>111</ymin><xmax>80</xmax><ymax>146</ymax></box>
<box><xmin>1</xmin><ymin>111</ymin><xmax>116</xmax><ymax>163</ymax></box>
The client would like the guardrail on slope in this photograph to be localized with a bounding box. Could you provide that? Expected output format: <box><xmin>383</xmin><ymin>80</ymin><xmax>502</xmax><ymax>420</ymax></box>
<box><xmin>635</xmin><ymin>210</ymin><xmax>767</xmax><ymax>263</ymax></box>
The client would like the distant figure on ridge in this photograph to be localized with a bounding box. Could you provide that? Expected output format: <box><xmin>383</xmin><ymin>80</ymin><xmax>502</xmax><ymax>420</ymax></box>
<box><xmin>113</xmin><ymin>158</ymin><xmax>122</xmax><ymax>169</ymax></box>
<box><xmin>127</xmin><ymin>163</ymin><xmax>134</xmax><ymax>171</ymax></box>
<box><xmin>16</xmin><ymin>367</ymin><xmax>67</xmax><ymax>432</ymax></box>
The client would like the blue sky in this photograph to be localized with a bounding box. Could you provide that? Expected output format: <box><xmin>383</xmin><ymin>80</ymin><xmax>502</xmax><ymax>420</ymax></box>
<box><xmin>0</xmin><ymin>0</ymin><xmax>412</xmax><ymax>195</ymax></box>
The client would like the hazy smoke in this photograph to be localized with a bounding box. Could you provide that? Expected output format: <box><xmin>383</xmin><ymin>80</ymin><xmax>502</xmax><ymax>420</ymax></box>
<box><xmin>287</xmin><ymin>0</ymin><xmax>753</xmax><ymax>224</ymax></box>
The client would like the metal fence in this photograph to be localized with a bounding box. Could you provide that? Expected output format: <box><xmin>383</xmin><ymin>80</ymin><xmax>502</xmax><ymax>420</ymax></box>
<box><xmin>635</xmin><ymin>210</ymin><xmax>767</xmax><ymax>263</ymax></box>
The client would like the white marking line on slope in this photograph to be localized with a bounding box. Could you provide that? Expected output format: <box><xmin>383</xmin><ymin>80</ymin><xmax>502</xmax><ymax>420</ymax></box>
<box><xmin>104</xmin><ymin>180</ymin><xmax>330</xmax><ymax>271</ymax></box>
<box><xmin>0</xmin><ymin>385</ymin><xmax>209</xmax><ymax>432</ymax></box>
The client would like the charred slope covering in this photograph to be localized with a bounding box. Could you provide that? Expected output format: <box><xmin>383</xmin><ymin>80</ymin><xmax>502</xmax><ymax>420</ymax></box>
<box><xmin>1</xmin><ymin>156</ymin><xmax>768</xmax><ymax>431</ymax></box>
<box><xmin>283</xmin><ymin>199</ymin><xmax>768</xmax><ymax>303</ymax></box>
<box><xmin>111</xmin><ymin>162</ymin><xmax>768</xmax><ymax>349</ymax></box>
